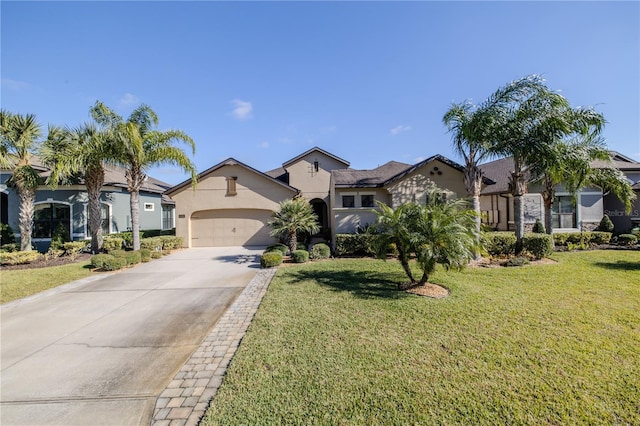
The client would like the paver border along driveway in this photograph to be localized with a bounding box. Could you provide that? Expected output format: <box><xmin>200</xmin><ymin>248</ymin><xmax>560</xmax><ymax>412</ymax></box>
<box><xmin>1</xmin><ymin>247</ymin><xmax>265</xmax><ymax>426</ymax></box>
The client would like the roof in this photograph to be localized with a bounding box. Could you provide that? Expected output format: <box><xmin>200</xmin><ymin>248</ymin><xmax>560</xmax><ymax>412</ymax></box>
<box><xmin>384</xmin><ymin>155</ymin><xmax>495</xmax><ymax>188</ymax></box>
<box><xmin>332</xmin><ymin>161</ymin><xmax>411</xmax><ymax>187</ymax></box>
<box><xmin>165</xmin><ymin>157</ymin><xmax>299</xmax><ymax>196</ymax></box>
<box><xmin>281</xmin><ymin>146</ymin><xmax>350</xmax><ymax>169</ymax></box>
<box><xmin>590</xmin><ymin>151</ymin><xmax>640</xmax><ymax>171</ymax></box>
<box><xmin>479</xmin><ymin>157</ymin><xmax>516</xmax><ymax>195</ymax></box>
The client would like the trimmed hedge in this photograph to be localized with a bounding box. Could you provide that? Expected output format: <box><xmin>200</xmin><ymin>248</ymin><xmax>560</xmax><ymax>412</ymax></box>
<box><xmin>617</xmin><ymin>234</ymin><xmax>638</xmax><ymax>246</ymax></box>
<box><xmin>0</xmin><ymin>250</ymin><xmax>41</xmax><ymax>265</ymax></box>
<box><xmin>140</xmin><ymin>248</ymin><xmax>152</xmax><ymax>262</ymax></box>
<box><xmin>291</xmin><ymin>250</ymin><xmax>309</xmax><ymax>263</ymax></box>
<box><xmin>62</xmin><ymin>241</ymin><xmax>87</xmax><ymax>259</ymax></box>
<box><xmin>123</xmin><ymin>251</ymin><xmax>142</xmax><ymax>266</ymax></box>
<box><xmin>159</xmin><ymin>235</ymin><xmax>183</xmax><ymax>250</ymax></box>
<box><xmin>140</xmin><ymin>237</ymin><xmax>163</xmax><ymax>251</ymax></box>
<box><xmin>261</xmin><ymin>252</ymin><xmax>283</xmax><ymax>268</ymax></box>
<box><xmin>151</xmin><ymin>251</ymin><xmax>163</xmax><ymax>259</ymax></box>
<box><xmin>266</xmin><ymin>244</ymin><xmax>288</xmax><ymax>256</ymax></box>
<box><xmin>310</xmin><ymin>243</ymin><xmax>331</xmax><ymax>260</ymax></box>
<box><xmin>522</xmin><ymin>233</ymin><xmax>554</xmax><ymax>259</ymax></box>
<box><xmin>597</xmin><ymin>215</ymin><xmax>614</xmax><ymax>233</ymax></box>
<box><xmin>90</xmin><ymin>254</ymin><xmax>113</xmax><ymax>269</ymax></box>
<box><xmin>334</xmin><ymin>234</ymin><xmax>375</xmax><ymax>256</ymax></box>
<box><xmin>553</xmin><ymin>231</ymin><xmax>612</xmax><ymax>247</ymax></box>
<box><xmin>482</xmin><ymin>232</ymin><xmax>517</xmax><ymax>256</ymax></box>
<box><xmin>103</xmin><ymin>237</ymin><xmax>124</xmax><ymax>252</ymax></box>
<box><xmin>102</xmin><ymin>256</ymin><xmax>127</xmax><ymax>271</ymax></box>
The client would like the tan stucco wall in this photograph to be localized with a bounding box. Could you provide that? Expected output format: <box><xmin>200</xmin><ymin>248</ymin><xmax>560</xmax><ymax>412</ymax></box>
<box><xmin>331</xmin><ymin>188</ymin><xmax>391</xmax><ymax>234</ymax></box>
<box><xmin>169</xmin><ymin>164</ymin><xmax>296</xmax><ymax>247</ymax></box>
<box><xmin>286</xmin><ymin>152</ymin><xmax>348</xmax><ymax>203</ymax></box>
<box><xmin>385</xmin><ymin>160</ymin><xmax>467</xmax><ymax>207</ymax></box>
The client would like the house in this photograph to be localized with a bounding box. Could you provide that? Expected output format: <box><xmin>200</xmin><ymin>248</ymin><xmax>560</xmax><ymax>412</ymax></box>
<box><xmin>0</xmin><ymin>159</ymin><xmax>176</xmax><ymax>251</ymax></box>
<box><xmin>166</xmin><ymin>148</ymin><xmax>493</xmax><ymax>248</ymax></box>
<box><xmin>478</xmin><ymin>151</ymin><xmax>640</xmax><ymax>233</ymax></box>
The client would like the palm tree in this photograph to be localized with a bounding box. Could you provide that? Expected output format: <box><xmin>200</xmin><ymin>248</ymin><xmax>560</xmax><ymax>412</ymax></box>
<box><xmin>0</xmin><ymin>110</ymin><xmax>43</xmax><ymax>251</ymax></box>
<box><xmin>372</xmin><ymin>188</ymin><xmax>479</xmax><ymax>290</ymax></box>
<box><xmin>41</xmin><ymin>123</ymin><xmax>113</xmax><ymax>253</ymax></box>
<box><xmin>90</xmin><ymin>101</ymin><xmax>197</xmax><ymax>250</ymax></box>
<box><xmin>268</xmin><ymin>197</ymin><xmax>320</xmax><ymax>252</ymax></box>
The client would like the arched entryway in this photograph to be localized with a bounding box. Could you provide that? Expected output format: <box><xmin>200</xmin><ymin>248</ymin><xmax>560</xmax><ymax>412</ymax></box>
<box><xmin>309</xmin><ymin>198</ymin><xmax>328</xmax><ymax>237</ymax></box>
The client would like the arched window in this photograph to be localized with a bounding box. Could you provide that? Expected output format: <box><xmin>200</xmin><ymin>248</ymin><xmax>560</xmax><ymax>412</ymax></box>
<box><xmin>33</xmin><ymin>202</ymin><xmax>71</xmax><ymax>239</ymax></box>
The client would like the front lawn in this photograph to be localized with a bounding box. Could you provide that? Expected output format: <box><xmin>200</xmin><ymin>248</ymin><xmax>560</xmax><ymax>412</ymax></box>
<box><xmin>204</xmin><ymin>250</ymin><xmax>640</xmax><ymax>425</ymax></box>
<box><xmin>0</xmin><ymin>260</ymin><xmax>94</xmax><ymax>304</ymax></box>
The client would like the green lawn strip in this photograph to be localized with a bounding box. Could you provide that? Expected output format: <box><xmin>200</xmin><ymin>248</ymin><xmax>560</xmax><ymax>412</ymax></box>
<box><xmin>204</xmin><ymin>251</ymin><xmax>640</xmax><ymax>425</ymax></box>
<box><xmin>0</xmin><ymin>261</ymin><xmax>94</xmax><ymax>304</ymax></box>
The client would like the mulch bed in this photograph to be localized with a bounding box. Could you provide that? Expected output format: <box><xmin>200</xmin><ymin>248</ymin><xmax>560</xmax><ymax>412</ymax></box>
<box><xmin>405</xmin><ymin>283</ymin><xmax>450</xmax><ymax>298</ymax></box>
<box><xmin>0</xmin><ymin>253</ymin><xmax>92</xmax><ymax>271</ymax></box>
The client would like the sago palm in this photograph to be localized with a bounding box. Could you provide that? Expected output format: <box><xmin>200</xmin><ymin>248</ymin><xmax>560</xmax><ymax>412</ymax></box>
<box><xmin>268</xmin><ymin>198</ymin><xmax>320</xmax><ymax>252</ymax></box>
<box><xmin>0</xmin><ymin>110</ymin><xmax>43</xmax><ymax>251</ymax></box>
<box><xmin>90</xmin><ymin>101</ymin><xmax>197</xmax><ymax>250</ymax></box>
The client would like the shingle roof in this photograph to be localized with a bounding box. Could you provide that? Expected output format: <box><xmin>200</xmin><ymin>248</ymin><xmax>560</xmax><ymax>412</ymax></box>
<box><xmin>332</xmin><ymin>161</ymin><xmax>411</xmax><ymax>187</ymax></box>
<box><xmin>479</xmin><ymin>157</ymin><xmax>516</xmax><ymax>195</ymax></box>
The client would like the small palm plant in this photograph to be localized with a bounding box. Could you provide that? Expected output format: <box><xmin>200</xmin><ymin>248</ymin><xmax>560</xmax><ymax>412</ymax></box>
<box><xmin>268</xmin><ymin>198</ymin><xmax>320</xmax><ymax>253</ymax></box>
<box><xmin>372</xmin><ymin>187</ymin><xmax>480</xmax><ymax>290</ymax></box>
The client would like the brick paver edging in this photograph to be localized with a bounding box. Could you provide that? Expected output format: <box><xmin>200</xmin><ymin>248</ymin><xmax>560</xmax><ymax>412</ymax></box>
<box><xmin>151</xmin><ymin>267</ymin><xmax>278</xmax><ymax>426</ymax></box>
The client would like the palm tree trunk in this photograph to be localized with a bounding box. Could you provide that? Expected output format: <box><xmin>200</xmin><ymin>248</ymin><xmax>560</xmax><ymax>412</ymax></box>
<box><xmin>289</xmin><ymin>230</ymin><xmax>296</xmax><ymax>252</ymax></box>
<box><xmin>86</xmin><ymin>168</ymin><xmax>104</xmax><ymax>253</ymax></box>
<box><xmin>396</xmin><ymin>245</ymin><xmax>415</xmax><ymax>289</ymax></box>
<box><xmin>542</xmin><ymin>177</ymin><xmax>555</xmax><ymax>235</ymax></box>
<box><xmin>130</xmin><ymin>189</ymin><xmax>141</xmax><ymax>251</ymax></box>
<box><xmin>510</xmin><ymin>157</ymin><xmax>526</xmax><ymax>254</ymax></box>
<box><xmin>17</xmin><ymin>187</ymin><xmax>36</xmax><ymax>251</ymax></box>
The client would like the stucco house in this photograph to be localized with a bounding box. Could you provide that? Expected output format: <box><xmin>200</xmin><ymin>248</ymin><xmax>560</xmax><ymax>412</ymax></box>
<box><xmin>0</xmin><ymin>159</ymin><xmax>176</xmax><ymax>251</ymax></box>
<box><xmin>166</xmin><ymin>148</ymin><xmax>493</xmax><ymax>248</ymax></box>
<box><xmin>478</xmin><ymin>151</ymin><xmax>640</xmax><ymax>234</ymax></box>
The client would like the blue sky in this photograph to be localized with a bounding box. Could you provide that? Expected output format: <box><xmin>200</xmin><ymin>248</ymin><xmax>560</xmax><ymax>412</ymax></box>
<box><xmin>2</xmin><ymin>1</ymin><xmax>639</xmax><ymax>185</ymax></box>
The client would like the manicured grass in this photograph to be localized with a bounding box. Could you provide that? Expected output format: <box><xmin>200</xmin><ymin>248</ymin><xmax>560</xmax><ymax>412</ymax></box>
<box><xmin>204</xmin><ymin>250</ymin><xmax>640</xmax><ymax>425</ymax></box>
<box><xmin>0</xmin><ymin>261</ymin><xmax>94</xmax><ymax>304</ymax></box>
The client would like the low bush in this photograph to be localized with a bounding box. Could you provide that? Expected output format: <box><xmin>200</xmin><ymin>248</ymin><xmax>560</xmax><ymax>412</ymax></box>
<box><xmin>109</xmin><ymin>249</ymin><xmax>127</xmax><ymax>258</ymax></box>
<box><xmin>140</xmin><ymin>237</ymin><xmax>163</xmax><ymax>251</ymax></box>
<box><xmin>482</xmin><ymin>232</ymin><xmax>517</xmax><ymax>256</ymax></box>
<box><xmin>616</xmin><ymin>234</ymin><xmax>638</xmax><ymax>246</ymax></box>
<box><xmin>522</xmin><ymin>233</ymin><xmax>554</xmax><ymax>259</ymax></box>
<box><xmin>151</xmin><ymin>251</ymin><xmax>163</xmax><ymax>259</ymax></box>
<box><xmin>123</xmin><ymin>251</ymin><xmax>142</xmax><ymax>266</ymax></box>
<box><xmin>140</xmin><ymin>248</ymin><xmax>152</xmax><ymax>262</ymax></box>
<box><xmin>1</xmin><ymin>243</ymin><xmax>19</xmax><ymax>253</ymax></box>
<box><xmin>597</xmin><ymin>215</ymin><xmax>615</xmax><ymax>233</ymax></box>
<box><xmin>310</xmin><ymin>243</ymin><xmax>331</xmax><ymax>260</ymax></box>
<box><xmin>1</xmin><ymin>223</ymin><xmax>16</xmax><ymax>245</ymax></box>
<box><xmin>291</xmin><ymin>250</ymin><xmax>309</xmax><ymax>263</ymax></box>
<box><xmin>532</xmin><ymin>219</ymin><xmax>545</xmax><ymax>234</ymax></box>
<box><xmin>103</xmin><ymin>237</ymin><xmax>124</xmax><ymax>252</ymax></box>
<box><xmin>266</xmin><ymin>244</ymin><xmax>288</xmax><ymax>256</ymax></box>
<box><xmin>102</xmin><ymin>256</ymin><xmax>127</xmax><ymax>271</ymax></box>
<box><xmin>159</xmin><ymin>235</ymin><xmax>183</xmax><ymax>250</ymax></box>
<box><xmin>90</xmin><ymin>253</ymin><xmax>114</xmax><ymax>269</ymax></box>
<box><xmin>334</xmin><ymin>234</ymin><xmax>375</xmax><ymax>256</ymax></box>
<box><xmin>261</xmin><ymin>252</ymin><xmax>283</xmax><ymax>268</ymax></box>
<box><xmin>62</xmin><ymin>241</ymin><xmax>87</xmax><ymax>259</ymax></box>
<box><xmin>502</xmin><ymin>257</ymin><xmax>530</xmax><ymax>267</ymax></box>
<box><xmin>0</xmin><ymin>250</ymin><xmax>41</xmax><ymax>265</ymax></box>
<box><xmin>50</xmin><ymin>222</ymin><xmax>71</xmax><ymax>250</ymax></box>
<box><xmin>553</xmin><ymin>232</ymin><xmax>612</xmax><ymax>247</ymax></box>
<box><xmin>590</xmin><ymin>231</ymin><xmax>612</xmax><ymax>245</ymax></box>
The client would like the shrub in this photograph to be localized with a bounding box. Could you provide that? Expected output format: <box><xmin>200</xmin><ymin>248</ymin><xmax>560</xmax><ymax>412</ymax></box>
<box><xmin>591</xmin><ymin>231</ymin><xmax>612</xmax><ymax>245</ymax></box>
<box><xmin>597</xmin><ymin>215</ymin><xmax>615</xmax><ymax>233</ymax></box>
<box><xmin>502</xmin><ymin>256</ymin><xmax>530</xmax><ymax>267</ymax></box>
<box><xmin>266</xmin><ymin>244</ymin><xmax>288</xmax><ymax>256</ymax></box>
<box><xmin>1</xmin><ymin>243</ymin><xmax>19</xmax><ymax>253</ymax></box>
<box><xmin>62</xmin><ymin>241</ymin><xmax>87</xmax><ymax>259</ymax></box>
<box><xmin>334</xmin><ymin>234</ymin><xmax>375</xmax><ymax>256</ymax></box>
<box><xmin>109</xmin><ymin>249</ymin><xmax>127</xmax><ymax>258</ymax></box>
<box><xmin>123</xmin><ymin>251</ymin><xmax>142</xmax><ymax>265</ymax></box>
<box><xmin>532</xmin><ymin>219</ymin><xmax>545</xmax><ymax>234</ymax></box>
<box><xmin>50</xmin><ymin>222</ymin><xmax>71</xmax><ymax>250</ymax></box>
<box><xmin>310</xmin><ymin>243</ymin><xmax>331</xmax><ymax>260</ymax></box>
<box><xmin>0</xmin><ymin>250</ymin><xmax>41</xmax><ymax>265</ymax></box>
<box><xmin>103</xmin><ymin>237</ymin><xmax>124</xmax><ymax>252</ymax></box>
<box><xmin>159</xmin><ymin>235</ymin><xmax>183</xmax><ymax>250</ymax></box>
<box><xmin>140</xmin><ymin>237</ymin><xmax>163</xmax><ymax>251</ymax></box>
<box><xmin>522</xmin><ymin>233</ymin><xmax>554</xmax><ymax>259</ymax></box>
<box><xmin>260</xmin><ymin>252</ymin><xmax>283</xmax><ymax>268</ymax></box>
<box><xmin>151</xmin><ymin>251</ymin><xmax>163</xmax><ymax>259</ymax></box>
<box><xmin>617</xmin><ymin>234</ymin><xmax>638</xmax><ymax>246</ymax></box>
<box><xmin>139</xmin><ymin>248</ymin><xmax>152</xmax><ymax>262</ymax></box>
<box><xmin>482</xmin><ymin>232</ymin><xmax>517</xmax><ymax>256</ymax></box>
<box><xmin>291</xmin><ymin>250</ymin><xmax>309</xmax><ymax>263</ymax></box>
<box><xmin>90</xmin><ymin>253</ymin><xmax>114</xmax><ymax>269</ymax></box>
<box><xmin>102</xmin><ymin>256</ymin><xmax>127</xmax><ymax>271</ymax></box>
<box><xmin>0</xmin><ymin>223</ymin><xmax>16</xmax><ymax>245</ymax></box>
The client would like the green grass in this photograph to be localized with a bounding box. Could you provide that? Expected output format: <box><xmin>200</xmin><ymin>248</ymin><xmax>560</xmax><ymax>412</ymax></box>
<box><xmin>0</xmin><ymin>261</ymin><xmax>94</xmax><ymax>304</ymax></box>
<box><xmin>204</xmin><ymin>250</ymin><xmax>640</xmax><ymax>425</ymax></box>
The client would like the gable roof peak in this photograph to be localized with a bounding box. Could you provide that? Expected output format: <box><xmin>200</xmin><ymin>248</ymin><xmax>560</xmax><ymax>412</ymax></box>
<box><xmin>282</xmin><ymin>146</ymin><xmax>350</xmax><ymax>168</ymax></box>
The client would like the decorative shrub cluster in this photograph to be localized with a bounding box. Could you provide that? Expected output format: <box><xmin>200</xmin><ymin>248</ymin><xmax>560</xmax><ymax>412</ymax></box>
<box><xmin>334</xmin><ymin>234</ymin><xmax>375</xmax><ymax>257</ymax></box>
<box><xmin>501</xmin><ymin>256</ymin><xmax>530</xmax><ymax>267</ymax></box>
<box><xmin>553</xmin><ymin>231</ymin><xmax>612</xmax><ymax>247</ymax></box>
<box><xmin>291</xmin><ymin>250</ymin><xmax>309</xmax><ymax>263</ymax></box>
<box><xmin>522</xmin><ymin>233</ymin><xmax>554</xmax><ymax>259</ymax></box>
<box><xmin>140</xmin><ymin>248</ymin><xmax>152</xmax><ymax>262</ymax></box>
<box><xmin>532</xmin><ymin>219</ymin><xmax>545</xmax><ymax>234</ymax></box>
<box><xmin>482</xmin><ymin>232</ymin><xmax>517</xmax><ymax>256</ymax></box>
<box><xmin>102</xmin><ymin>237</ymin><xmax>124</xmax><ymax>252</ymax></box>
<box><xmin>615</xmin><ymin>234</ymin><xmax>638</xmax><ymax>246</ymax></box>
<box><xmin>265</xmin><ymin>244</ymin><xmax>288</xmax><ymax>256</ymax></box>
<box><xmin>310</xmin><ymin>243</ymin><xmax>331</xmax><ymax>260</ymax></box>
<box><xmin>260</xmin><ymin>251</ymin><xmax>283</xmax><ymax>268</ymax></box>
<box><xmin>0</xmin><ymin>250</ymin><xmax>41</xmax><ymax>265</ymax></box>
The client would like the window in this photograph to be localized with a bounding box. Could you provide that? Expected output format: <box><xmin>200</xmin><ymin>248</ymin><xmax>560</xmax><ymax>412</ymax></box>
<box><xmin>33</xmin><ymin>203</ymin><xmax>71</xmax><ymax>239</ymax></box>
<box><xmin>226</xmin><ymin>176</ymin><xmax>237</xmax><ymax>196</ymax></box>
<box><xmin>313</xmin><ymin>160</ymin><xmax>319</xmax><ymax>172</ymax></box>
<box><xmin>101</xmin><ymin>204</ymin><xmax>110</xmax><ymax>234</ymax></box>
<box><xmin>162</xmin><ymin>206</ymin><xmax>174</xmax><ymax>230</ymax></box>
<box><xmin>552</xmin><ymin>196</ymin><xmax>576</xmax><ymax>228</ymax></box>
<box><xmin>144</xmin><ymin>203</ymin><xmax>155</xmax><ymax>211</ymax></box>
<box><xmin>361</xmin><ymin>194</ymin><xmax>375</xmax><ymax>208</ymax></box>
<box><xmin>342</xmin><ymin>195</ymin><xmax>355</xmax><ymax>208</ymax></box>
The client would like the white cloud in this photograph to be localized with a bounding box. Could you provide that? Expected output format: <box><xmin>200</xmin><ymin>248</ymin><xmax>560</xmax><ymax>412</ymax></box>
<box><xmin>390</xmin><ymin>124</ymin><xmax>412</xmax><ymax>136</ymax></box>
<box><xmin>2</xmin><ymin>78</ymin><xmax>30</xmax><ymax>91</ymax></box>
<box><xmin>119</xmin><ymin>93</ymin><xmax>140</xmax><ymax>106</ymax></box>
<box><xmin>258</xmin><ymin>141</ymin><xmax>270</xmax><ymax>149</ymax></box>
<box><xmin>230</xmin><ymin>99</ymin><xmax>253</xmax><ymax>120</ymax></box>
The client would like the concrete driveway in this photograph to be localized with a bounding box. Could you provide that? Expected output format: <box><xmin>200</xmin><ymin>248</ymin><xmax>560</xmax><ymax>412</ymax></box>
<box><xmin>1</xmin><ymin>247</ymin><xmax>264</xmax><ymax>426</ymax></box>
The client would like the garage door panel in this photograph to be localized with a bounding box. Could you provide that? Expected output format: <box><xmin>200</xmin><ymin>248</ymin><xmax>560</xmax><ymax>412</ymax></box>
<box><xmin>191</xmin><ymin>209</ymin><xmax>275</xmax><ymax>247</ymax></box>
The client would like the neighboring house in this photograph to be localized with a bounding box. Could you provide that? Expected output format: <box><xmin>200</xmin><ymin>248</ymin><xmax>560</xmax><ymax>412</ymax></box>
<box><xmin>167</xmin><ymin>148</ymin><xmax>494</xmax><ymax>248</ymax></box>
<box><xmin>478</xmin><ymin>151</ymin><xmax>640</xmax><ymax>233</ymax></box>
<box><xmin>0</xmin><ymin>159</ymin><xmax>176</xmax><ymax>251</ymax></box>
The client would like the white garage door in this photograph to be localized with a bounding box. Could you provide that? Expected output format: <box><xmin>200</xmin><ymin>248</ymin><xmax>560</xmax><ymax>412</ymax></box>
<box><xmin>190</xmin><ymin>209</ymin><xmax>275</xmax><ymax>247</ymax></box>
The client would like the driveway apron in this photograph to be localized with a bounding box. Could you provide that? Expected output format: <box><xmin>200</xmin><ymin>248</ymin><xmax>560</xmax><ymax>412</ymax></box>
<box><xmin>1</xmin><ymin>247</ymin><xmax>263</xmax><ymax>426</ymax></box>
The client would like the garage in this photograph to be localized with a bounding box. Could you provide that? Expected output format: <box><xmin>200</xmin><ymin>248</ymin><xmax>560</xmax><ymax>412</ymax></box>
<box><xmin>190</xmin><ymin>209</ymin><xmax>275</xmax><ymax>247</ymax></box>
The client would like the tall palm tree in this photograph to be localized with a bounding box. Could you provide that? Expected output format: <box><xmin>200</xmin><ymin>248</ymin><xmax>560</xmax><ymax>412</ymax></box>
<box><xmin>90</xmin><ymin>101</ymin><xmax>197</xmax><ymax>251</ymax></box>
<box><xmin>268</xmin><ymin>197</ymin><xmax>320</xmax><ymax>252</ymax></box>
<box><xmin>41</xmin><ymin>123</ymin><xmax>113</xmax><ymax>253</ymax></box>
<box><xmin>372</xmin><ymin>188</ymin><xmax>479</xmax><ymax>290</ymax></box>
<box><xmin>0</xmin><ymin>110</ymin><xmax>43</xmax><ymax>251</ymax></box>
